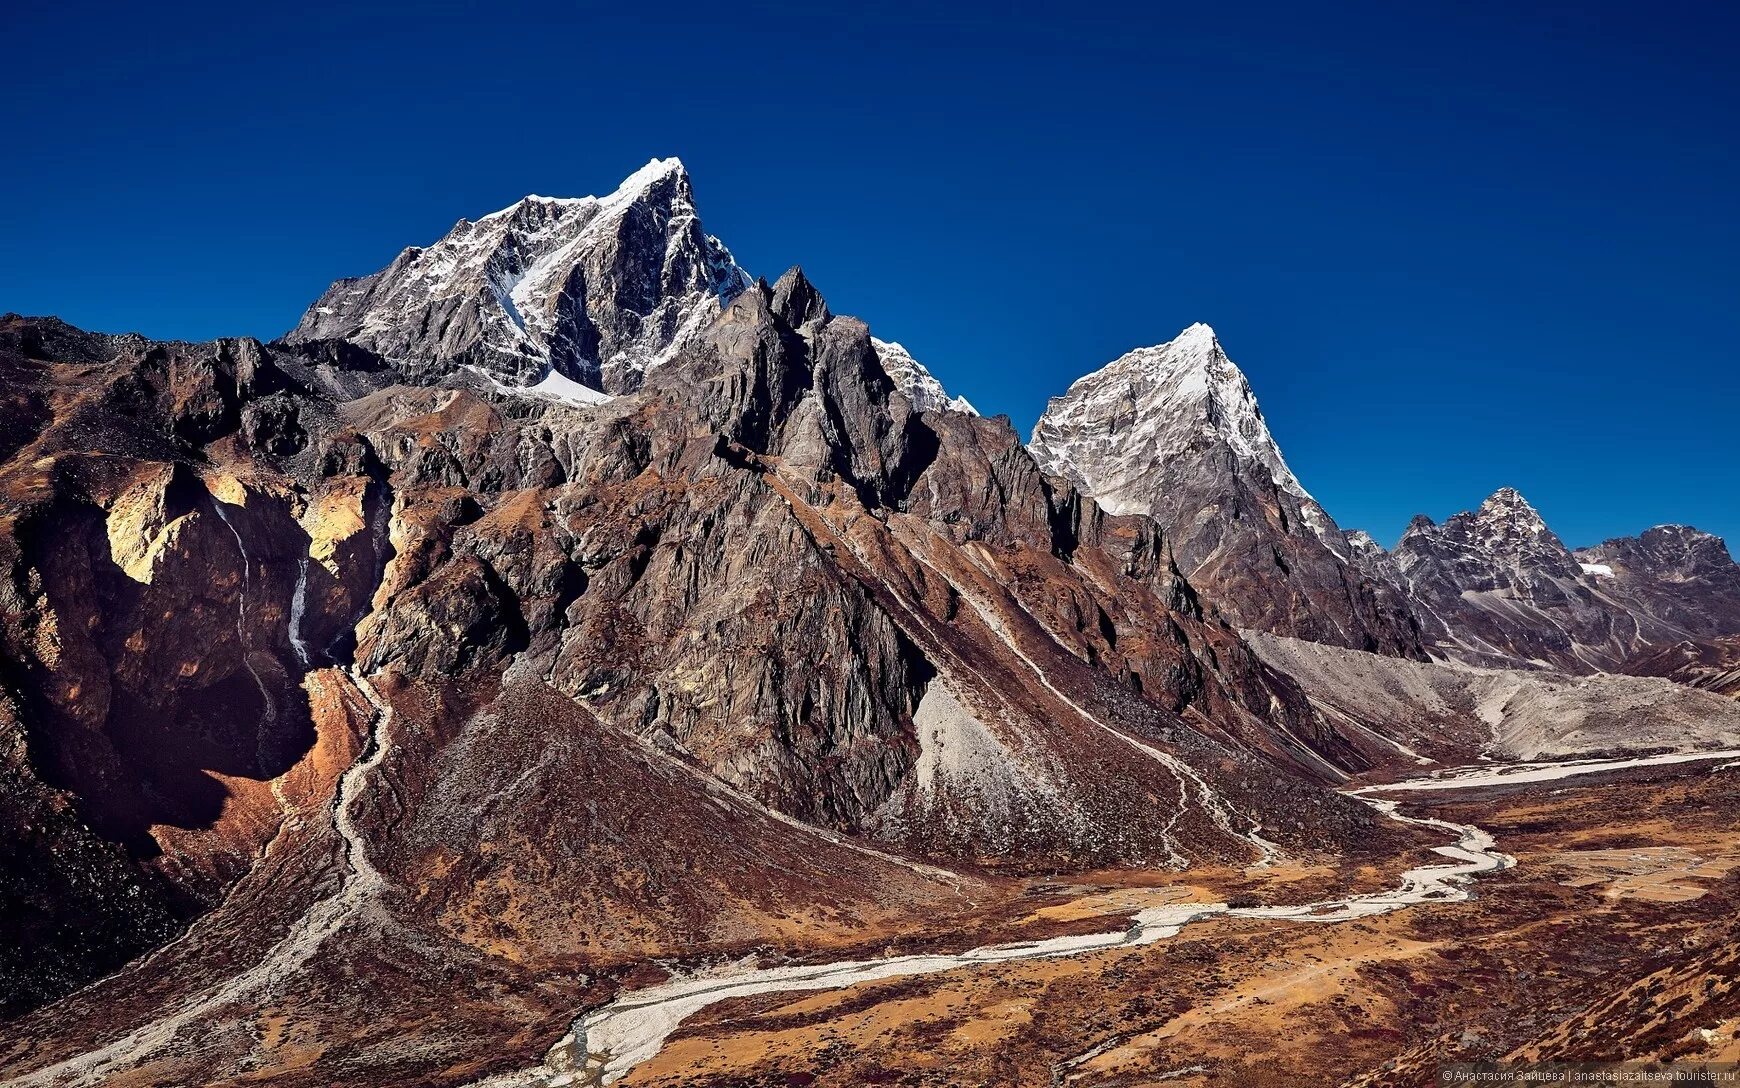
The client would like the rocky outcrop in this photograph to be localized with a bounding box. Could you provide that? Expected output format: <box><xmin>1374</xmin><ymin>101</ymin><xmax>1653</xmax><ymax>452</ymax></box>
<box><xmin>1030</xmin><ymin>323</ymin><xmax>1423</xmax><ymax>658</ymax></box>
<box><xmin>1575</xmin><ymin>525</ymin><xmax>1740</xmax><ymax>638</ymax></box>
<box><xmin>286</xmin><ymin>158</ymin><xmax>750</xmax><ymax>391</ymax></box>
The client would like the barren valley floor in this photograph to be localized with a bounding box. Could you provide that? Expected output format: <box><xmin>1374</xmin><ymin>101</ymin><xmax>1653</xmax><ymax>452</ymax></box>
<box><xmin>589</xmin><ymin>757</ymin><xmax>1740</xmax><ymax>1087</ymax></box>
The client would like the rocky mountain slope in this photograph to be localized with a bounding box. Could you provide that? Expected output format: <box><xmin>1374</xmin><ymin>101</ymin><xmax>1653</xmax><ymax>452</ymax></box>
<box><xmin>1623</xmin><ymin>635</ymin><xmax>1740</xmax><ymax>699</ymax></box>
<box><xmin>1029</xmin><ymin>324</ymin><xmax>1423</xmax><ymax>657</ymax></box>
<box><xmin>1577</xmin><ymin>524</ymin><xmax>1740</xmax><ymax>638</ymax></box>
<box><xmin>0</xmin><ymin>258</ymin><xmax>1423</xmax><ymax>1083</ymax></box>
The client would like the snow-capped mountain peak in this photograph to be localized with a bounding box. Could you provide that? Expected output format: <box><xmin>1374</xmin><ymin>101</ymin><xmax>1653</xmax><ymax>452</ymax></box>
<box><xmin>1464</xmin><ymin>487</ymin><xmax>1561</xmax><ymax>555</ymax></box>
<box><xmin>289</xmin><ymin>157</ymin><xmax>991</xmax><ymax>413</ymax></box>
<box><xmin>872</xmin><ymin>338</ymin><xmax>977</xmax><ymax>415</ymax></box>
<box><xmin>1168</xmin><ymin>320</ymin><xmax>1219</xmax><ymax>351</ymax></box>
<box><xmin>1030</xmin><ymin>323</ymin><xmax>1314</xmax><ymax>516</ymax></box>
<box><xmin>1028</xmin><ymin>325</ymin><xmax>1426</xmax><ymax>657</ymax></box>
<box><xmin>288</xmin><ymin>157</ymin><xmax>750</xmax><ymax>393</ymax></box>
<box><xmin>1478</xmin><ymin>486</ymin><xmax>1544</xmax><ymax>522</ymax></box>
<box><xmin>509</xmin><ymin>155</ymin><xmax>687</xmax><ymax>212</ymax></box>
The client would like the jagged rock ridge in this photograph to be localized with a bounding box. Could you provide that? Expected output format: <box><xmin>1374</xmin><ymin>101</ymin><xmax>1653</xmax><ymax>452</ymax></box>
<box><xmin>1576</xmin><ymin>525</ymin><xmax>1740</xmax><ymax>639</ymax></box>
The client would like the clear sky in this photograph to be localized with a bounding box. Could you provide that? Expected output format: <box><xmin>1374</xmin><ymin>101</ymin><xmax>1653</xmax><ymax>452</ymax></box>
<box><xmin>4</xmin><ymin>0</ymin><xmax>1735</xmax><ymax>550</ymax></box>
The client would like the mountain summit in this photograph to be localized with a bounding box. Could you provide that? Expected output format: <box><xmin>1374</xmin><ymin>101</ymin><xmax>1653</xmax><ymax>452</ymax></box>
<box><xmin>1030</xmin><ymin>324</ymin><xmax>1424</xmax><ymax>657</ymax></box>
<box><xmin>287</xmin><ymin>157</ymin><xmax>751</xmax><ymax>392</ymax></box>
<box><xmin>285</xmin><ymin>160</ymin><xmax>981</xmax><ymax>418</ymax></box>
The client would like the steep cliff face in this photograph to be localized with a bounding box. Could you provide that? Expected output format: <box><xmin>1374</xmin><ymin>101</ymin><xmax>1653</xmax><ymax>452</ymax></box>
<box><xmin>287</xmin><ymin>158</ymin><xmax>750</xmax><ymax>391</ymax></box>
<box><xmin>0</xmin><ymin>316</ymin><xmax>403</xmax><ymax>1010</ymax></box>
<box><xmin>1030</xmin><ymin>324</ymin><xmax>1423</xmax><ymax>658</ymax></box>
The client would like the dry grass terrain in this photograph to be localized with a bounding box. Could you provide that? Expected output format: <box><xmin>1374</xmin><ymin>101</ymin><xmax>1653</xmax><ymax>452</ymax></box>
<box><xmin>615</xmin><ymin>760</ymin><xmax>1740</xmax><ymax>1087</ymax></box>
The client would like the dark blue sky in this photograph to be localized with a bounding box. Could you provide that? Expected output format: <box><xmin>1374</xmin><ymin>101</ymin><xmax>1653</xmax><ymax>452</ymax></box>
<box><xmin>5</xmin><ymin>1</ymin><xmax>1735</xmax><ymax>549</ymax></box>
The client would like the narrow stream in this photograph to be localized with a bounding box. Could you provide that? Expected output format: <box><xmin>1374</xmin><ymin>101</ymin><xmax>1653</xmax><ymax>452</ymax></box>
<box><xmin>288</xmin><ymin>557</ymin><xmax>313</xmax><ymax>667</ymax></box>
<box><xmin>471</xmin><ymin>748</ymin><xmax>1740</xmax><ymax>1088</ymax></box>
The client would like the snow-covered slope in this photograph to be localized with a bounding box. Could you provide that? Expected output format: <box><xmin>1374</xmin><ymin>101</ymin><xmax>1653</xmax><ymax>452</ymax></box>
<box><xmin>287</xmin><ymin>158</ymin><xmax>751</xmax><ymax>393</ymax></box>
<box><xmin>872</xmin><ymin>338</ymin><xmax>976</xmax><ymax>415</ymax></box>
<box><xmin>1030</xmin><ymin>324</ymin><xmax>1424</xmax><ymax>658</ymax></box>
